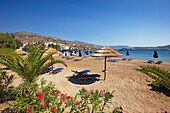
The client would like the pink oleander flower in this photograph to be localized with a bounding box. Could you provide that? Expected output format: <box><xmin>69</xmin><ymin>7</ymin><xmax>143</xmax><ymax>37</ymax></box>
<box><xmin>53</xmin><ymin>90</ymin><xmax>57</xmax><ymax>93</ymax></box>
<box><xmin>61</xmin><ymin>93</ymin><xmax>64</xmax><ymax>98</ymax></box>
<box><xmin>27</xmin><ymin>107</ymin><xmax>32</xmax><ymax>112</ymax></box>
<box><xmin>43</xmin><ymin>103</ymin><xmax>47</xmax><ymax>107</ymax></box>
<box><xmin>53</xmin><ymin>106</ymin><xmax>56</xmax><ymax>110</ymax></box>
<box><xmin>76</xmin><ymin>101</ymin><xmax>80</xmax><ymax>107</ymax></box>
<box><xmin>67</xmin><ymin>96</ymin><xmax>71</xmax><ymax>100</ymax></box>
<box><xmin>90</xmin><ymin>89</ymin><xmax>94</xmax><ymax>91</ymax></box>
<box><xmin>85</xmin><ymin>88</ymin><xmax>88</xmax><ymax>92</ymax></box>
<box><xmin>100</xmin><ymin>90</ymin><xmax>105</xmax><ymax>95</ymax></box>
<box><xmin>52</xmin><ymin>109</ymin><xmax>56</xmax><ymax>112</ymax></box>
<box><xmin>52</xmin><ymin>93</ymin><xmax>55</xmax><ymax>96</ymax></box>
<box><xmin>120</xmin><ymin>106</ymin><xmax>123</xmax><ymax>110</ymax></box>
<box><xmin>65</xmin><ymin>93</ymin><xmax>67</xmax><ymax>95</ymax></box>
<box><xmin>44</xmin><ymin>100</ymin><xmax>47</xmax><ymax>102</ymax></box>
<box><xmin>52</xmin><ymin>106</ymin><xmax>57</xmax><ymax>112</ymax></box>
<box><xmin>36</xmin><ymin>93</ymin><xmax>43</xmax><ymax>100</ymax></box>
<box><xmin>62</xmin><ymin>99</ymin><xmax>66</xmax><ymax>103</ymax></box>
<box><xmin>42</xmin><ymin>92</ymin><xmax>45</xmax><ymax>93</ymax></box>
<box><xmin>86</xmin><ymin>109</ymin><xmax>92</xmax><ymax>113</ymax></box>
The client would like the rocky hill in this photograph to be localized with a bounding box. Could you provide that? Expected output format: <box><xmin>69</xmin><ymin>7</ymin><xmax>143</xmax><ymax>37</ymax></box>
<box><xmin>14</xmin><ymin>32</ymin><xmax>96</xmax><ymax>50</ymax></box>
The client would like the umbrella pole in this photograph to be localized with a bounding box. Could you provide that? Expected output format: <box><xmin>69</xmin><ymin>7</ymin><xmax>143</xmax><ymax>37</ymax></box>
<box><xmin>104</xmin><ymin>56</ymin><xmax>106</xmax><ymax>80</ymax></box>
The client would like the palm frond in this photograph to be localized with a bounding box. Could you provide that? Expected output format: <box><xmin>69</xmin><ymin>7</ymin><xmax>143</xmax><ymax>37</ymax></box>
<box><xmin>135</xmin><ymin>65</ymin><xmax>170</xmax><ymax>89</ymax></box>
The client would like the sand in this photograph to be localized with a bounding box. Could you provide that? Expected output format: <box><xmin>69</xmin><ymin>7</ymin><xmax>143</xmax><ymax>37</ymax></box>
<box><xmin>3</xmin><ymin>56</ymin><xmax>170</xmax><ymax>112</ymax></box>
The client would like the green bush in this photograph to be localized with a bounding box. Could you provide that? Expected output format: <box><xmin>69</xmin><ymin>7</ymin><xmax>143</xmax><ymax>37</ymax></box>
<box><xmin>12</xmin><ymin>78</ymin><xmax>123</xmax><ymax>113</ymax></box>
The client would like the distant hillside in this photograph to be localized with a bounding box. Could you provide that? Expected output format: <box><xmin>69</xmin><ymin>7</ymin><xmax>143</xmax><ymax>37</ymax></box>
<box><xmin>134</xmin><ymin>45</ymin><xmax>170</xmax><ymax>49</ymax></box>
<box><xmin>73</xmin><ymin>40</ymin><xmax>102</xmax><ymax>49</ymax></box>
<box><xmin>14</xmin><ymin>32</ymin><xmax>96</xmax><ymax>50</ymax></box>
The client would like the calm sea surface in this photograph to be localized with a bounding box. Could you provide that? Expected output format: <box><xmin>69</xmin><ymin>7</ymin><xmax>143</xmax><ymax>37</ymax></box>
<box><xmin>117</xmin><ymin>49</ymin><xmax>170</xmax><ymax>61</ymax></box>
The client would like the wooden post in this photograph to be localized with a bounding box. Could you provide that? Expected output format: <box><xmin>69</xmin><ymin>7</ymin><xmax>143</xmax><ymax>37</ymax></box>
<box><xmin>104</xmin><ymin>56</ymin><xmax>106</xmax><ymax>80</ymax></box>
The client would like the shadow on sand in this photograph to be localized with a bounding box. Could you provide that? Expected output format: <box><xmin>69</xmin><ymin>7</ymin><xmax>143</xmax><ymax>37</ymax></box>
<box><xmin>66</xmin><ymin>76</ymin><xmax>100</xmax><ymax>85</ymax></box>
<box><xmin>147</xmin><ymin>84</ymin><xmax>170</xmax><ymax>97</ymax></box>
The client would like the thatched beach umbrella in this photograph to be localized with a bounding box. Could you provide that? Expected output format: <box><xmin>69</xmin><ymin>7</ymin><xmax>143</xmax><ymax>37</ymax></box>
<box><xmin>15</xmin><ymin>49</ymin><xmax>28</xmax><ymax>55</ymax></box>
<box><xmin>91</xmin><ymin>46</ymin><xmax>122</xmax><ymax>80</ymax></box>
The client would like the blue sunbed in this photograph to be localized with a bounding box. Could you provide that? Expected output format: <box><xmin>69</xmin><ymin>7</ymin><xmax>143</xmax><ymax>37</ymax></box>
<box><xmin>155</xmin><ymin>61</ymin><xmax>163</xmax><ymax>64</ymax></box>
<box><xmin>72</xmin><ymin>70</ymin><xmax>90</xmax><ymax>76</ymax></box>
<box><xmin>43</xmin><ymin>67</ymin><xmax>55</xmax><ymax>73</ymax></box>
<box><xmin>62</xmin><ymin>56</ymin><xmax>68</xmax><ymax>58</ymax></box>
<box><xmin>147</xmin><ymin>60</ymin><xmax>154</xmax><ymax>63</ymax></box>
<box><xmin>74</xmin><ymin>58</ymin><xmax>83</xmax><ymax>61</ymax></box>
<box><xmin>77</xmin><ymin>72</ymin><xmax>101</xmax><ymax>81</ymax></box>
<box><xmin>51</xmin><ymin>68</ymin><xmax>63</xmax><ymax>74</ymax></box>
<box><xmin>128</xmin><ymin>58</ymin><xmax>133</xmax><ymax>61</ymax></box>
<box><xmin>108</xmin><ymin>59</ymin><xmax>120</xmax><ymax>62</ymax></box>
<box><xmin>122</xmin><ymin>58</ymin><xmax>127</xmax><ymax>60</ymax></box>
<box><xmin>67</xmin><ymin>57</ymin><xmax>75</xmax><ymax>59</ymax></box>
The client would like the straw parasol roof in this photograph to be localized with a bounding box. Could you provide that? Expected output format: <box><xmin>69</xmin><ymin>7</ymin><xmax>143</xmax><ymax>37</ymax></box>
<box><xmin>91</xmin><ymin>46</ymin><xmax>122</xmax><ymax>80</ymax></box>
<box><xmin>15</xmin><ymin>49</ymin><xmax>28</xmax><ymax>55</ymax></box>
<box><xmin>91</xmin><ymin>46</ymin><xmax>122</xmax><ymax>57</ymax></box>
<box><xmin>44</xmin><ymin>48</ymin><xmax>61</xmax><ymax>55</ymax></box>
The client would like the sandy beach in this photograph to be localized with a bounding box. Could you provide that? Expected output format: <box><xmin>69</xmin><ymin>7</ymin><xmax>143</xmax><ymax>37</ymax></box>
<box><xmin>5</xmin><ymin>56</ymin><xmax>170</xmax><ymax>112</ymax></box>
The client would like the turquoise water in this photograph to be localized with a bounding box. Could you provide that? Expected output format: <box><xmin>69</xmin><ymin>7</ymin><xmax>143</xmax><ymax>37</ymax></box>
<box><xmin>117</xmin><ymin>49</ymin><xmax>170</xmax><ymax>61</ymax></box>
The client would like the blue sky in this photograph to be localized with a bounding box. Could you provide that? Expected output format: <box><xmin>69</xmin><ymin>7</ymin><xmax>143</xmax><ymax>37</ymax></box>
<box><xmin>0</xmin><ymin>0</ymin><xmax>170</xmax><ymax>47</ymax></box>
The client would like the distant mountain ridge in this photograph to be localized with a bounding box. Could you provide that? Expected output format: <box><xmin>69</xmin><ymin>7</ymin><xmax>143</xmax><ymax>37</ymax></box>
<box><xmin>134</xmin><ymin>45</ymin><xmax>170</xmax><ymax>49</ymax></box>
<box><xmin>13</xmin><ymin>32</ymin><xmax>170</xmax><ymax>50</ymax></box>
<box><xmin>74</xmin><ymin>40</ymin><xmax>170</xmax><ymax>50</ymax></box>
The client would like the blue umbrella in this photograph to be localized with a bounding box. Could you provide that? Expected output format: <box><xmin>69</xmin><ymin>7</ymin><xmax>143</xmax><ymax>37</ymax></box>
<box><xmin>70</xmin><ymin>52</ymin><xmax>73</xmax><ymax>56</ymax></box>
<box><xmin>78</xmin><ymin>50</ymin><xmax>82</xmax><ymax>57</ymax></box>
<box><xmin>86</xmin><ymin>51</ymin><xmax>89</xmax><ymax>55</ymax></box>
<box><xmin>65</xmin><ymin>52</ymin><xmax>67</xmax><ymax>56</ymax></box>
<box><xmin>61</xmin><ymin>50</ymin><xmax>64</xmax><ymax>54</ymax></box>
<box><xmin>153</xmin><ymin>50</ymin><xmax>158</xmax><ymax>58</ymax></box>
<box><xmin>126</xmin><ymin>50</ymin><xmax>129</xmax><ymax>56</ymax></box>
<box><xmin>75</xmin><ymin>50</ymin><xmax>78</xmax><ymax>54</ymax></box>
<box><xmin>90</xmin><ymin>51</ymin><xmax>93</xmax><ymax>54</ymax></box>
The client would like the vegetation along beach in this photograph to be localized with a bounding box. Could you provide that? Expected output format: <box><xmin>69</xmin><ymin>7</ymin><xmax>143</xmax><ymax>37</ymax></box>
<box><xmin>0</xmin><ymin>0</ymin><xmax>170</xmax><ymax>113</ymax></box>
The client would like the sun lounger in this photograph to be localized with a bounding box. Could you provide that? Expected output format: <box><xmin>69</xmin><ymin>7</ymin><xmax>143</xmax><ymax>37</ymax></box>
<box><xmin>72</xmin><ymin>70</ymin><xmax>90</xmax><ymax>76</ymax></box>
<box><xmin>147</xmin><ymin>60</ymin><xmax>154</xmax><ymax>63</ymax></box>
<box><xmin>122</xmin><ymin>58</ymin><xmax>127</xmax><ymax>60</ymax></box>
<box><xmin>51</xmin><ymin>68</ymin><xmax>63</xmax><ymax>74</ymax></box>
<box><xmin>62</xmin><ymin>56</ymin><xmax>68</xmax><ymax>58</ymax></box>
<box><xmin>74</xmin><ymin>58</ymin><xmax>83</xmax><ymax>61</ymax></box>
<box><xmin>155</xmin><ymin>61</ymin><xmax>163</xmax><ymax>64</ymax></box>
<box><xmin>77</xmin><ymin>72</ymin><xmax>101</xmax><ymax>81</ymax></box>
<box><xmin>128</xmin><ymin>58</ymin><xmax>133</xmax><ymax>61</ymax></box>
<box><xmin>43</xmin><ymin>67</ymin><xmax>55</xmax><ymax>73</ymax></box>
<box><xmin>67</xmin><ymin>57</ymin><xmax>75</xmax><ymax>59</ymax></box>
<box><xmin>108</xmin><ymin>59</ymin><xmax>120</xmax><ymax>62</ymax></box>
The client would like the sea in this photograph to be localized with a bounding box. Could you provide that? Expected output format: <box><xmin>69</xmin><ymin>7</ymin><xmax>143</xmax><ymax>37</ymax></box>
<box><xmin>117</xmin><ymin>49</ymin><xmax>170</xmax><ymax>61</ymax></box>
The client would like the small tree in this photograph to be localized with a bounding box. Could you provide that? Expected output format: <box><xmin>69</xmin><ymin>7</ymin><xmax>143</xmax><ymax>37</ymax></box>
<box><xmin>0</xmin><ymin>45</ymin><xmax>67</xmax><ymax>84</ymax></box>
<box><xmin>0</xmin><ymin>70</ymin><xmax>14</xmax><ymax>101</ymax></box>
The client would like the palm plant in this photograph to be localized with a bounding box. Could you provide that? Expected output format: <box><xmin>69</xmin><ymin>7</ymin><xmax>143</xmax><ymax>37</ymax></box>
<box><xmin>0</xmin><ymin>45</ymin><xmax>67</xmax><ymax>84</ymax></box>
<box><xmin>135</xmin><ymin>65</ymin><xmax>170</xmax><ymax>89</ymax></box>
